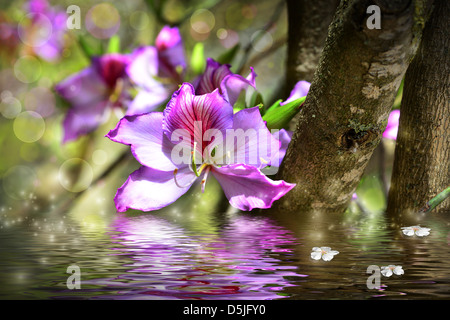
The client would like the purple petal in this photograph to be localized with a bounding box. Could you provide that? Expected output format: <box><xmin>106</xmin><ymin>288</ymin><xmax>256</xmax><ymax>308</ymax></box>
<box><xmin>195</xmin><ymin>58</ymin><xmax>257</xmax><ymax>106</ymax></box>
<box><xmin>62</xmin><ymin>101</ymin><xmax>109</xmax><ymax>143</ymax></box>
<box><xmin>225</xmin><ymin>107</ymin><xmax>281</xmax><ymax>168</ymax></box>
<box><xmin>93</xmin><ymin>53</ymin><xmax>130</xmax><ymax>89</ymax></box>
<box><xmin>383</xmin><ymin>109</ymin><xmax>400</xmax><ymax>140</ymax></box>
<box><xmin>106</xmin><ymin>112</ymin><xmax>177</xmax><ymax>171</ymax></box>
<box><xmin>211</xmin><ymin>164</ymin><xmax>296</xmax><ymax>211</ymax></box>
<box><xmin>55</xmin><ymin>65</ymin><xmax>108</xmax><ymax>108</ymax></box>
<box><xmin>162</xmin><ymin>83</ymin><xmax>233</xmax><ymax>147</ymax></box>
<box><xmin>126</xmin><ymin>88</ymin><xmax>170</xmax><ymax>115</ymax></box>
<box><xmin>281</xmin><ymin>80</ymin><xmax>310</xmax><ymax>105</ymax></box>
<box><xmin>127</xmin><ymin>46</ymin><xmax>159</xmax><ymax>88</ymax></box>
<box><xmin>220</xmin><ymin>67</ymin><xmax>257</xmax><ymax>106</ymax></box>
<box><xmin>195</xmin><ymin>58</ymin><xmax>233</xmax><ymax>95</ymax></box>
<box><xmin>126</xmin><ymin>46</ymin><xmax>172</xmax><ymax>114</ymax></box>
<box><xmin>271</xmin><ymin>129</ymin><xmax>292</xmax><ymax>167</ymax></box>
<box><xmin>156</xmin><ymin>26</ymin><xmax>185</xmax><ymax>80</ymax></box>
<box><xmin>127</xmin><ymin>47</ymin><xmax>175</xmax><ymax>115</ymax></box>
<box><xmin>114</xmin><ymin>166</ymin><xmax>195</xmax><ymax>212</ymax></box>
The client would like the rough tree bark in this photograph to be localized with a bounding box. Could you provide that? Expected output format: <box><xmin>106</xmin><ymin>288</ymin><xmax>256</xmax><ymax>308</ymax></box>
<box><xmin>274</xmin><ymin>0</ymin><xmax>433</xmax><ymax>214</ymax></box>
<box><xmin>285</xmin><ymin>0</ymin><xmax>340</xmax><ymax>86</ymax></box>
<box><xmin>387</xmin><ymin>0</ymin><xmax>449</xmax><ymax>217</ymax></box>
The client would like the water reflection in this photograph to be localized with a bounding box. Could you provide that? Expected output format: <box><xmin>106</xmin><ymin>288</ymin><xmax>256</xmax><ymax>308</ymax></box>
<box><xmin>84</xmin><ymin>213</ymin><xmax>300</xmax><ymax>299</ymax></box>
<box><xmin>0</xmin><ymin>204</ymin><xmax>448</xmax><ymax>299</ymax></box>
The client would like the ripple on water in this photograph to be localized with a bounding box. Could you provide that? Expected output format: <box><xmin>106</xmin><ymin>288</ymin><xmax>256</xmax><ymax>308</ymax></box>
<box><xmin>0</xmin><ymin>209</ymin><xmax>449</xmax><ymax>299</ymax></box>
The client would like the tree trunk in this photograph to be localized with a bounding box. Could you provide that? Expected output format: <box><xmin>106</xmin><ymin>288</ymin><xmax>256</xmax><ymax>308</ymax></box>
<box><xmin>387</xmin><ymin>0</ymin><xmax>449</xmax><ymax>218</ymax></box>
<box><xmin>274</xmin><ymin>0</ymin><xmax>433</xmax><ymax>214</ymax></box>
<box><xmin>285</xmin><ymin>0</ymin><xmax>339</xmax><ymax>87</ymax></box>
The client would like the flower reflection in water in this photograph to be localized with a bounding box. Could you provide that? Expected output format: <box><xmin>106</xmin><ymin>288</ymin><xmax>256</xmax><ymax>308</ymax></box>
<box><xmin>91</xmin><ymin>213</ymin><xmax>302</xmax><ymax>299</ymax></box>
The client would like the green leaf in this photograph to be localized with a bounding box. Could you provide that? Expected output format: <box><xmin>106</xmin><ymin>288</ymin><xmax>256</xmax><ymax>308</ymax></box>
<box><xmin>262</xmin><ymin>96</ymin><xmax>306</xmax><ymax>130</ymax></box>
<box><xmin>216</xmin><ymin>43</ymin><xmax>240</xmax><ymax>65</ymax></box>
<box><xmin>249</xmin><ymin>91</ymin><xmax>264</xmax><ymax>110</ymax></box>
<box><xmin>190</xmin><ymin>42</ymin><xmax>206</xmax><ymax>75</ymax></box>
<box><xmin>106</xmin><ymin>35</ymin><xmax>121</xmax><ymax>53</ymax></box>
<box><xmin>77</xmin><ymin>35</ymin><xmax>99</xmax><ymax>59</ymax></box>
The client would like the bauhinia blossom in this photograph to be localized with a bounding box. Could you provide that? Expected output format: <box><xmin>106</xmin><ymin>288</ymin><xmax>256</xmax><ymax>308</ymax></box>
<box><xmin>401</xmin><ymin>226</ymin><xmax>431</xmax><ymax>237</ymax></box>
<box><xmin>126</xmin><ymin>26</ymin><xmax>186</xmax><ymax>115</ymax></box>
<box><xmin>106</xmin><ymin>83</ymin><xmax>295</xmax><ymax>212</ymax></box>
<box><xmin>55</xmin><ymin>53</ymin><xmax>131</xmax><ymax>142</ymax></box>
<box><xmin>310</xmin><ymin>247</ymin><xmax>339</xmax><ymax>261</ymax></box>
<box><xmin>383</xmin><ymin>109</ymin><xmax>400</xmax><ymax>140</ymax></box>
<box><xmin>381</xmin><ymin>265</ymin><xmax>404</xmax><ymax>277</ymax></box>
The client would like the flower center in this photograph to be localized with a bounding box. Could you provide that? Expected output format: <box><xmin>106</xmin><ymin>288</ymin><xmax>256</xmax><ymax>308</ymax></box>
<box><xmin>173</xmin><ymin>142</ymin><xmax>216</xmax><ymax>193</ymax></box>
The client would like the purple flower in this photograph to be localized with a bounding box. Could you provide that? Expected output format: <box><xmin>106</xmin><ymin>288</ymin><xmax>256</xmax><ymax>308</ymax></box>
<box><xmin>55</xmin><ymin>53</ymin><xmax>131</xmax><ymax>142</ymax></box>
<box><xmin>195</xmin><ymin>58</ymin><xmax>257</xmax><ymax>106</ymax></box>
<box><xmin>26</xmin><ymin>0</ymin><xmax>67</xmax><ymax>62</ymax></box>
<box><xmin>383</xmin><ymin>109</ymin><xmax>400</xmax><ymax>140</ymax></box>
<box><xmin>281</xmin><ymin>80</ymin><xmax>310</xmax><ymax>105</ymax></box>
<box><xmin>106</xmin><ymin>83</ymin><xmax>295</xmax><ymax>212</ymax></box>
<box><xmin>126</xmin><ymin>26</ymin><xmax>186</xmax><ymax>115</ymax></box>
<box><xmin>155</xmin><ymin>26</ymin><xmax>185</xmax><ymax>81</ymax></box>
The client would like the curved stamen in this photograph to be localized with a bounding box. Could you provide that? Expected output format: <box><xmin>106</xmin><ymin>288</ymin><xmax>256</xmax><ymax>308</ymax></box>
<box><xmin>173</xmin><ymin>168</ymin><xmax>197</xmax><ymax>188</ymax></box>
<box><xmin>200</xmin><ymin>166</ymin><xmax>211</xmax><ymax>193</ymax></box>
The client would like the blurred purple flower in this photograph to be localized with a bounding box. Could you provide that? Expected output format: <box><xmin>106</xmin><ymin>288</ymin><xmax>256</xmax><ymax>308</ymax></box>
<box><xmin>155</xmin><ymin>25</ymin><xmax>185</xmax><ymax>81</ymax></box>
<box><xmin>126</xmin><ymin>26</ymin><xmax>186</xmax><ymax>115</ymax></box>
<box><xmin>383</xmin><ymin>109</ymin><xmax>400</xmax><ymax>140</ymax></box>
<box><xmin>55</xmin><ymin>53</ymin><xmax>131</xmax><ymax>142</ymax></box>
<box><xmin>195</xmin><ymin>58</ymin><xmax>257</xmax><ymax>106</ymax></box>
<box><xmin>106</xmin><ymin>83</ymin><xmax>295</xmax><ymax>212</ymax></box>
<box><xmin>26</xmin><ymin>0</ymin><xmax>67</xmax><ymax>62</ymax></box>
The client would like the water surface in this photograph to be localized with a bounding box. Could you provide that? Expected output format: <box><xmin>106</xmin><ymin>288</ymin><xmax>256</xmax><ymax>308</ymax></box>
<box><xmin>0</xmin><ymin>204</ymin><xmax>449</xmax><ymax>300</ymax></box>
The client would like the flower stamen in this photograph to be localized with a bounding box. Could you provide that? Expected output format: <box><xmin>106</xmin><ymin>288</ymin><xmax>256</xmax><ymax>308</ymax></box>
<box><xmin>201</xmin><ymin>166</ymin><xmax>211</xmax><ymax>193</ymax></box>
<box><xmin>173</xmin><ymin>168</ymin><xmax>196</xmax><ymax>188</ymax></box>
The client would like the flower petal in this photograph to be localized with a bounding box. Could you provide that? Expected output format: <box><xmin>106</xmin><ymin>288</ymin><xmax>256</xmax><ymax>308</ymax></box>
<box><xmin>415</xmin><ymin>228</ymin><xmax>431</xmax><ymax>237</ymax></box>
<box><xmin>62</xmin><ymin>101</ymin><xmax>109</xmax><ymax>143</ymax></box>
<box><xmin>156</xmin><ymin>26</ymin><xmax>185</xmax><ymax>80</ymax></box>
<box><xmin>220</xmin><ymin>67</ymin><xmax>257</xmax><ymax>106</ymax></box>
<box><xmin>55</xmin><ymin>66</ymin><xmax>108</xmax><ymax>109</ymax></box>
<box><xmin>127</xmin><ymin>46</ymin><xmax>159</xmax><ymax>89</ymax></box>
<box><xmin>114</xmin><ymin>166</ymin><xmax>195</xmax><ymax>212</ymax></box>
<box><xmin>195</xmin><ymin>58</ymin><xmax>233</xmax><ymax>95</ymax></box>
<box><xmin>106</xmin><ymin>112</ymin><xmax>177</xmax><ymax>171</ymax></box>
<box><xmin>281</xmin><ymin>80</ymin><xmax>310</xmax><ymax>105</ymax></box>
<box><xmin>383</xmin><ymin>109</ymin><xmax>400</xmax><ymax>140</ymax></box>
<box><xmin>381</xmin><ymin>267</ymin><xmax>393</xmax><ymax>277</ymax></box>
<box><xmin>311</xmin><ymin>251</ymin><xmax>322</xmax><ymax>260</ymax></box>
<box><xmin>322</xmin><ymin>253</ymin><xmax>335</xmax><ymax>261</ymax></box>
<box><xmin>211</xmin><ymin>164</ymin><xmax>295</xmax><ymax>211</ymax></box>
<box><xmin>126</xmin><ymin>88</ymin><xmax>169</xmax><ymax>116</ymax></box>
<box><xmin>224</xmin><ymin>107</ymin><xmax>281</xmax><ymax>168</ymax></box>
<box><xmin>393</xmin><ymin>266</ymin><xmax>404</xmax><ymax>275</ymax></box>
<box><xmin>271</xmin><ymin>129</ymin><xmax>292</xmax><ymax>167</ymax></box>
<box><xmin>195</xmin><ymin>58</ymin><xmax>257</xmax><ymax>106</ymax></box>
<box><xmin>162</xmin><ymin>83</ymin><xmax>233</xmax><ymax>148</ymax></box>
<box><xmin>401</xmin><ymin>227</ymin><xmax>415</xmax><ymax>236</ymax></box>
